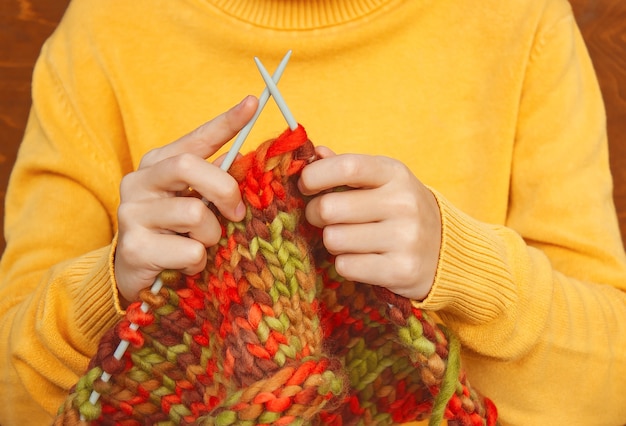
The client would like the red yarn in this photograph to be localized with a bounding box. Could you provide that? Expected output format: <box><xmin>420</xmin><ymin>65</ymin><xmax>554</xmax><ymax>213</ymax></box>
<box><xmin>116</xmin><ymin>321</ymin><xmax>144</xmax><ymax>347</ymax></box>
<box><xmin>55</xmin><ymin>125</ymin><xmax>498</xmax><ymax>426</ymax></box>
<box><xmin>266</xmin><ymin>124</ymin><xmax>308</xmax><ymax>158</ymax></box>
<box><xmin>125</xmin><ymin>302</ymin><xmax>154</xmax><ymax>326</ymax></box>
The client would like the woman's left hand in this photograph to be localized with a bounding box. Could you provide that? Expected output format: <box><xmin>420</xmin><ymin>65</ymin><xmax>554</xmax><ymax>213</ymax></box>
<box><xmin>298</xmin><ymin>147</ymin><xmax>442</xmax><ymax>301</ymax></box>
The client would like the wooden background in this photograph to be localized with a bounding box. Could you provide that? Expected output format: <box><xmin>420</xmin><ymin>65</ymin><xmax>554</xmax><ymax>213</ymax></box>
<box><xmin>1</xmin><ymin>0</ymin><xmax>625</xmax><ymax>255</ymax></box>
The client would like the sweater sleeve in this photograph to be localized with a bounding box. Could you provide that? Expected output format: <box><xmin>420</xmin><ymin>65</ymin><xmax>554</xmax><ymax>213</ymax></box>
<box><xmin>0</xmin><ymin>23</ymin><xmax>130</xmax><ymax>424</ymax></box>
<box><xmin>415</xmin><ymin>4</ymin><xmax>626</xmax><ymax>424</ymax></box>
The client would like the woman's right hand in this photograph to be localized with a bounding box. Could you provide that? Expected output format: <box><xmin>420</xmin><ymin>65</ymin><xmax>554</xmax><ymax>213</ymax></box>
<box><xmin>114</xmin><ymin>95</ymin><xmax>258</xmax><ymax>304</ymax></box>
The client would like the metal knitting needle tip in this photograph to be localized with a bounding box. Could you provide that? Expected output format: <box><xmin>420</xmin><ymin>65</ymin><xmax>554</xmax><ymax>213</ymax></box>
<box><xmin>221</xmin><ymin>50</ymin><xmax>293</xmax><ymax>172</ymax></box>
<box><xmin>254</xmin><ymin>56</ymin><xmax>298</xmax><ymax>131</ymax></box>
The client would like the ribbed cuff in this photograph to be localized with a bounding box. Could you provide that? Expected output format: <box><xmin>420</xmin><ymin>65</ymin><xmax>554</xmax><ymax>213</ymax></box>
<box><xmin>71</xmin><ymin>245</ymin><xmax>122</xmax><ymax>344</ymax></box>
<box><xmin>414</xmin><ymin>191</ymin><xmax>517</xmax><ymax>324</ymax></box>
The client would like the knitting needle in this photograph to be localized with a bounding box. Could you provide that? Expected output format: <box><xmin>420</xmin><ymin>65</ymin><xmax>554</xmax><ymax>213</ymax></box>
<box><xmin>83</xmin><ymin>52</ymin><xmax>293</xmax><ymax>418</ymax></box>
<box><xmin>254</xmin><ymin>56</ymin><xmax>298</xmax><ymax>131</ymax></box>
<box><xmin>221</xmin><ymin>50</ymin><xmax>293</xmax><ymax>171</ymax></box>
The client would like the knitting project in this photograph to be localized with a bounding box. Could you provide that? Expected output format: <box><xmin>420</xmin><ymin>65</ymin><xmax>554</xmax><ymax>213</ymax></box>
<box><xmin>55</xmin><ymin>125</ymin><xmax>498</xmax><ymax>426</ymax></box>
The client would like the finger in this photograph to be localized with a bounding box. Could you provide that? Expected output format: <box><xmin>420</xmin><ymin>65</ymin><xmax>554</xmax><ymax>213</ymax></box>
<box><xmin>333</xmin><ymin>253</ymin><xmax>389</xmax><ymax>286</ymax></box>
<box><xmin>304</xmin><ymin>188</ymin><xmax>388</xmax><ymax>227</ymax></box>
<box><xmin>322</xmin><ymin>222</ymin><xmax>396</xmax><ymax>255</ymax></box>
<box><xmin>119</xmin><ymin>231</ymin><xmax>207</xmax><ymax>273</ymax></box>
<box><xmin>123</xmin><ymin>154</ymin><xmax>245</xmax><ymax>221</ymax></box>
<box><xmin>117</xmin><ymin>232</ymin><xmax>208</xmax><ymax>300</ymax></box>
<box><xmin>139</xmin><ymin>95</ymin><xmax>259</xmax><ymax>168</ymax></box>
<box><xmin>145</xmin><ymin>233</ymin><xmax>208</xmax><ymax>275</ymax></box>
<box><xmin>299</xmin><ymin>154</ymin><xmax>394</xmax><ymax>196</ymax></box>
<box><xmin>121</xmin><ymin>197</ymin><xmax>223</xmax><ymax>247</ymax></box>
<box><xmin>333</xmin><ymin>253</ymin><xmax>425</xmax><ymax>298</ymax></box>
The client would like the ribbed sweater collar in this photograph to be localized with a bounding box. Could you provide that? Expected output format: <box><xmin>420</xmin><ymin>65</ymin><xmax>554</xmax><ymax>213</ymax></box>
<box><xmin>206</xmin><ymin>0</ymin><xmax>396</xmax><ymax>29</ymax></box>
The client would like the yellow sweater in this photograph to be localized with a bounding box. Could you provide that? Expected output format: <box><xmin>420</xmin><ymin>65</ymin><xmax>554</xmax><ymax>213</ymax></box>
<box><xmin>2</xmin><ymin>0</ymin><xmax>626</xmax><ymax>424</ymax></box>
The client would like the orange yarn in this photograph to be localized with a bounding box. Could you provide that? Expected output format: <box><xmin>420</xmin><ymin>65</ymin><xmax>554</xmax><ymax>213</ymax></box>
<box><xmin>55</xmin><ymin>125</ymin><xmax>498</xmax><ymax>426</ymax></box>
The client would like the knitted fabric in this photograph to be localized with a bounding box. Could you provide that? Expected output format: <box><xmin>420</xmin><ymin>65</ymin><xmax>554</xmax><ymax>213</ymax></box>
<box><xmin>55</xmin><ymin>125</ymin><xmax>498</xmax><ymax>426</ymax></box>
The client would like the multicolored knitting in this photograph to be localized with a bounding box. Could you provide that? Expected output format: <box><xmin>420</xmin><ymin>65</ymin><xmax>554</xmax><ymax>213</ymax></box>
<box><xmin>55</xmin><ymin>125</ymin><xmax>498</xmax><ymax>425</ymax></box>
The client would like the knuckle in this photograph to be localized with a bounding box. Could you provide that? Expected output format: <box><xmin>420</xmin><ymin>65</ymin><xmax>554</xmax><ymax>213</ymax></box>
<box><xmin>223</xmin><ymin>114</ymin><xmax>240</xmax><ymax>134</ymax></box>
<box><xmin>117</xmin><ymin>233</ymin><xmax>146</xmax><ymax>266</ymax></box>
<box><xmin>169</xmin><ymin>152</ymin><xmax>197</xmax><ymax>173</ymax></box>
<box><xmin>379</xmin><ymin>155</ymin><xmax>408</xmax><ymax>178</ymax></box>
<box><xmin>205</xmin><ymin>223</ymin><xmax>223</xmax><ymax>247</ymax></box>
<box><xmin>139</xmin><ymin>147</ymin><xmax>162</xmax><ymax>168</ymax></box>
<box><xmin>116</xmin><ymin>201</ymin><xmax>130</xmax><ymax>220</ymax></box>
<box><xmin>213</xmin><ymin>177</ymin><xmax>238</xmax><ymax>201</ymax></box>
<box><xmin>322</xmin><ymin>226</ymin><xmax>342</xmax><ymax>254</ymax></box>
<box><xmin>334</xmin><ymin>255</ymin><xmax>347</xmax><ymax>275</ymax></box>
<box><xmin>186</xmin><ymin>242</ymin><xmax>208</xmax><ymax>270</ymax></box>
<box><xmin>118</xmin><ymin>172</ymin><xmax>139</xmax><ymax>200</ymax></box>
<box><xmin>184</xmin><ymin>198</ymin><xmax>210</xmax><ymax>226</ymax></box>
<box><xmin>299</xmin><ymin>167</ymin><xmax>315</xmax><ymax>192</ymax></box>
<box><xmin>116</xmin><ymin>202</ymin><xmax>138</xmax><ymax>228</ymax></box>
<box><xmin>334</xmin><ymin>256</ymin><xmax>354</xmax><ymax>281</ymax></box>
<box><xmin>317</xmin><ymin>195</ymin><xmax>337</xmax><ymax>224</ymax></box>
<box><xmin>388</xmin><ymin>157</ymin><xmax>410</xmax><ymax>175</ymax></box>
<box><xmin>339</xmin><ymin>155</ymin><xmax>362</xmax><ymax>180</ymax></box>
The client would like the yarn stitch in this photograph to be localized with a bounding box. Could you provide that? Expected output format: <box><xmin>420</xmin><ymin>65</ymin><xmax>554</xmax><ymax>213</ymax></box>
<box><xmin>55</xmin><ymin>125</ymin><xmax>498</xmax><ymax>425</ymax></box>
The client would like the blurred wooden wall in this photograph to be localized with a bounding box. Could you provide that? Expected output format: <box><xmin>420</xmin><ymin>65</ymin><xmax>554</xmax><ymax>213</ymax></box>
<box><xmin>1</xmin><ymin>0</ymin><xmax>69</xmax><ymax>254</ymax></box>
<box><xmin>1</xmin><ymin>0</ymin><xmax>625</xmax><ymax>255</ymax></box>
<box><xmin>570</xmin><ymin>0</ymin><xmax>626</xmax><ymax>245</ymax></box>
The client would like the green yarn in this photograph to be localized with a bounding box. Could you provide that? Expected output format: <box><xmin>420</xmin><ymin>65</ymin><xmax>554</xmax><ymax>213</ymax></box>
<box><xmin>73</xmin><ymin>367</ymin><xmax>104</xmax><ymax>420</ymax></box>
<box><xmin>169</xmin><ymin>404</ymin><xmax>192</xmax><ymax>422</ymax></box>
<box><xmin>429</xmin><ymin>326</ymin><xmax>461</xmax><ymax>426</ymax></box>
<box><xmin>213</xmin><ymin>410</ymin><xmax>238</xmax><ymax>426</ymax></box>
<box><xmin>319</xmin><ymin>370</ymin><xmax>344</xmax><ymax>396</ymax></box>
<box><xmin>55</xmin><ymin>128</ymin><xmax>497</xmax><ymax>425</ymax></box>
<box><xmin>258</xmin><ymin>411</ymin><xmax>282</xmax><ymax>423</ymax></box>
